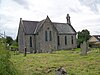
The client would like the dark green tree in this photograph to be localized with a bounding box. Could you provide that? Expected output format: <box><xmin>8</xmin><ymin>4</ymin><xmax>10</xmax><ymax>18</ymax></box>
<box><xmin>6</xmin><ymin>36</ymin><xmax>13</xmax><ymax>45</ymax></box>
<box><xmin>77</xmin><ymin>29</ymin><xmax>91</xmax><ymax>47</ymax></box>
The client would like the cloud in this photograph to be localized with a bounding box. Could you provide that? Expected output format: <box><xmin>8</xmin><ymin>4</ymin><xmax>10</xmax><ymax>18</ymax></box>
<box><xmin>0</xmin><ymin>0</ymin><xmax>100</xmax><ymax>39</ymax></box>
<box><xmin>79</xmin><ymin>0</ymin><xmax>100</xmax><ymax>13</ymax></box>
<box><xmin>13</xmin><ymin>0</ymin><xmax>29</xmax><ymax>9</ymax></box>
<box><xmin>68</xmin><ymin>8</ymin><xmax>81</xmax><ymax>13</ymax></box>
<box><xmin>0</xmin><ymin>13</ymin><xmax>19</xmax><ymax>39</ymax></box>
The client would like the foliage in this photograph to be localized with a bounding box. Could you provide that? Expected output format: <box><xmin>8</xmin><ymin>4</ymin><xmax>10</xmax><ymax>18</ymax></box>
<box><xmin>11</xmin><ymin>41</ymin><xmax>18</xmax><ymax>48</ymax></box>
<box><xmin>6</xmin><ymin>36</ymin><xmax>13</xmax><ymax>45</ymax></box>
<box><xmin>0</xmin><ymin>37</ymin><xmax>6</xmax><ymax>44</ymax></box>
<box><xmin>77</xmin><ymin>29</ymin><xmax>91</xmax><ymax>47</ymax></box>
<box><xmin>0</xmin><ymin>43</ymin><xmax>18</xmax><ymax>75</ymax></box>
<box><xmin>10</xmin><ymin>48</ymin><xmax>100</xmax><ymax>75</ymax></box>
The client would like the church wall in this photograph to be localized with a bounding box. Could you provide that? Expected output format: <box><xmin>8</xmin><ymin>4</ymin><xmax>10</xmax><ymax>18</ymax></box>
<box><xmin>18</xmin><ymin>24</ymin><xmax>25</xmax><ymax>53</ymax></box>
<box><xmin>24</xmin><ymin>35</ymin><xmax>35</xmax><ymax>53</ymax></box>
<box><xmin>36</xmin><ymin>18</ymin><xmax>58</xmax><ymax>53</ymax></box>
<box><xmin>58</xmin><ymin>34</ymin><xmax>77</xmax><ymax>50</ymax></box>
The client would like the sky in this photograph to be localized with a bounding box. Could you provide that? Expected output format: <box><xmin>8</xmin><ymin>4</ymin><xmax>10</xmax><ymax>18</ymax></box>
<box><xmin>0</xmin><ymin>0</ymin><xmax>100</xmax><ymax>39</ymax></box>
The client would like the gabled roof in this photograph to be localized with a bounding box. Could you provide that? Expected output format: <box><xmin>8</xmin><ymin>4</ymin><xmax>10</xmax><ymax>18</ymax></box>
<box><xmin>34</xmin><ymin>16</ymin><xmax>58</xmax><ymax>34</ymax></box>
<box><xmin>20</xmin><ymin>16</ymin><xmax>76</xmax><ymax>35</ymax></box>
<box><xmin>34</xmin><ymin>19</ymin><xmax>45</xmax><ymax>34</ymax></box>
<box><xmin>22</xmin><ymin>20</ymin><xmax>39</xmax><ymax>35</ymax></box>
<box><xmin>93</xmin><ymin>35</ymin><xmax>100</xmax><ymax>41</ymax></box>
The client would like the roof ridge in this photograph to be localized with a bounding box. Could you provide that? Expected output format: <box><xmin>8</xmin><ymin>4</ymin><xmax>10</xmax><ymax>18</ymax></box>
<box><xmin>22</xmin><ymin>20</ymin><xmax>67</xmax><ymax>24</ymax></box>
<box><xmin>22</xmin><ymin>20</ymin><xmax>39</xmax><ymax>22</ymax></box>
<box><xmin>53</xmin><ymin>22</ymin><xmax>66</xmax><ymax>24</ymax></box>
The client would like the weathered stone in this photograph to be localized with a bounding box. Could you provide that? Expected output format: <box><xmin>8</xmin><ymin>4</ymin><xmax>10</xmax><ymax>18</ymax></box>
<box><xmin>18</xmin><ymin>15</ymin><xmax>77</xmax><ymax>53</ymax></box>
<box><xmin>55</xmin><ymin>67</ymin><xmax>67</xmax><ymax>75</ymax></box>
<box><xmin>80</xmin><ymin>41</ymin><xmax>89</xmax><ymax>55</ymax></box>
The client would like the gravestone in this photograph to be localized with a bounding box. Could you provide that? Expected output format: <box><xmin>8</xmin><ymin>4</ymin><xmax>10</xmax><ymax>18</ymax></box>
<box><xmin>80</xmin><ymin>41</ymin><xmax>89</xmax><ymax>55</ymax></box>
<box><xmin>55</xmin><ymin>67</ymin><xmax>67</xmax><ymax>75</ymax></box>
<box><xmin>24</xmin><ymin>47</ymin><xmax>27</xmax><ymax>56</ymax></box>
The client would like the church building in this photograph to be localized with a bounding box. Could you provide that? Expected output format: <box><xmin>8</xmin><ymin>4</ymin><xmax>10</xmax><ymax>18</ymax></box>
<box><xmin>18</xmin><ymin>14</ymin><xmax>77</xmax><ymax>53</ymax></box>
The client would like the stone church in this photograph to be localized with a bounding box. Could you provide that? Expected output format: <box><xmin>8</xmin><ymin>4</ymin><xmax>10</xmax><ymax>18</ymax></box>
<box><xmin>18</xmin><ymin>14</ymin><xmax>77</xmax><ymax>53</ymax></box>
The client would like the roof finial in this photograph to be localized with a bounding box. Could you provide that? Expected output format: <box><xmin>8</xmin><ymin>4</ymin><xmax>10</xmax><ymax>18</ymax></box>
<box><xmin>46</xmin><ymin>15</ymin><xmax>49</xmax><ymax>18</ymax></box>
<box><xmin>20</xmin><ymin>18</ymin><xmax>22</xmax><ymax>21</ymax></box>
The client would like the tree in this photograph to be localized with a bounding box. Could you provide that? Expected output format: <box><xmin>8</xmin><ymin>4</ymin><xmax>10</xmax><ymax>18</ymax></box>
<box><xmin>6</xmin><ymin>36</ymin><xmax>13</xmax><ymax>45</ymax></box>
<box><xmin>77</xmin><ymin>29</ymin><xmax>91</xmax><ymax>47</ymax></box>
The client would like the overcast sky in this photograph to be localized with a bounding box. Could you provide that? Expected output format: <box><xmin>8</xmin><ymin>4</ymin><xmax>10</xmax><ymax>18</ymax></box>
<box><xmin>0</xmin><ymin>0</ymin><xmax>100</xmax><ymax>39</ymax></box>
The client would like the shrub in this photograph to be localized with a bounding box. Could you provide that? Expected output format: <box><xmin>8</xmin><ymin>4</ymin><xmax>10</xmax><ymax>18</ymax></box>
<box><xmin>0</xmin><ymin>44</ymin><xmax>18</xmax><ymax>75</ymax></box>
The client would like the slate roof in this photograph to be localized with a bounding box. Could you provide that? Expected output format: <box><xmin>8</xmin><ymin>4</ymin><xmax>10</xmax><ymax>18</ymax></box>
<box><xmin>53</xmin><ymin>22</ymin><xmax>75</xmax><ymax>34</ymax></box>
<box><xmin>22</xmin><ymin>20</ymin><xmax>39</xmax><ymax>34</ymax></box>
<box><xmin>22</xmin><ymin>19</ymin><xmax>76</xmax><ymax>35</ymax></box>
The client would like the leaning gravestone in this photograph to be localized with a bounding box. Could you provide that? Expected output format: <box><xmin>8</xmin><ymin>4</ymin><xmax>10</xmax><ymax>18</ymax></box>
<box><xmin>80</xmin><ymin>41</ymin><xmax>89</xmax><ymax>55</ymax></box>
<box><xmin>55</xmin><ymin>67</ymin><xmax>67</xmax><ymax>75</ymax></box>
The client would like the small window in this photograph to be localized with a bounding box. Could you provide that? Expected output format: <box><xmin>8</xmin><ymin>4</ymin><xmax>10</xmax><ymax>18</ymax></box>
<box><xmin>30</xmin><ymin>36</ymin><xmax>32</xmax><ymax>47</ymax></box>
<box><xmin>58</xmin><ymin>36</ymin><xmax>60</xmax><ymax>45</ymax></box>
<box><xmin>45</xmin><ymin>31</ymin><xmax>48</xmax><ymax>41</ymax></box>
<box><xmin>71</xmin><ymin>36</ymin><xmax>73</xmax><ymax>44</ymax></box>
<box><xmin>49</xmin><ymin>31</ymin><xmax>52</xmax><ymax>41</ymax></box>
<box><xmin>65</xmin><ymin>36</ymin><xmax>67</xmax><ymax>45</ymax></box>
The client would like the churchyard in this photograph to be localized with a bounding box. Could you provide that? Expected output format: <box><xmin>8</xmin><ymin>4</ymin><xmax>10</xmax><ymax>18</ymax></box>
<box><xmin>10</xmin><ymin>48</ymin><xmax>100</xmax><ymax>75</ymax></box>
<box><xmin>0</xmin><ymin>37</ymin><xmax>100</xmax><ymax>75</ymax></box>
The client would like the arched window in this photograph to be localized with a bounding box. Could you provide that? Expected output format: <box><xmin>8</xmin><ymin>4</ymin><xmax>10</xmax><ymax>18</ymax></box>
<box><xmin>30</xmin><ymin>36</ymin><xmax>32</xmax><ymax>47</ymax></box>
<box><xmin>58</xmin><ymin>36</ymin><xmax>60</xmax><ymax>45</ymax></box>
<box><xmin>45</xmin><ymin>31</ymin><xmax>48</xmax><ymax>41</ymax></box>
<box><xmin>49</xmin><ymin>31</ymin><xmax>52</xmax><ymax>41</ymax></box>
<box><xmin>71</xmin><ymin>36</ymin><xmax>73</xmax><ymax>44</ymax></box>
<box><xmin>65</xmin><ymin>36</ymin><xmax>67</xmax><ymax>45</ymax></box>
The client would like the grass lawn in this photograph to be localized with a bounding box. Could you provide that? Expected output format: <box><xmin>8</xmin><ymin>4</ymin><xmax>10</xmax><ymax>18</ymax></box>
<box><xmin>10</xmin><ymin>48</ymin><xmax>100</xmax><ymax>75</ymax></box>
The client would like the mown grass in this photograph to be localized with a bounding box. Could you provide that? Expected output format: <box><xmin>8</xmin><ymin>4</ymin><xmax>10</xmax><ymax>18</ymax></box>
<box><xmin>10</xmin><ymin>48</ymin><xmax>100</xmax><ymax>75</ymax></box>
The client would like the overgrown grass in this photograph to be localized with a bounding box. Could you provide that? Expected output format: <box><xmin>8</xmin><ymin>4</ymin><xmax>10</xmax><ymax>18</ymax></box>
<box><xmin>10</xmin><ymin>48</ymin><xmax>100</xmax><ymax>75</ymax></box>
<box><xmin>0</xmin><ymin>43</ymin><xmax>18</xmax><ymax>75</ymax></box>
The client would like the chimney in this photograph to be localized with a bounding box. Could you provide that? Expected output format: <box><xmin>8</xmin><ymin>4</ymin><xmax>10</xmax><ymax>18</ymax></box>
<box><xmin>20</xmin><ymin>18</ymin><xmax>22</xmax><ymax>21</ymax></box>
<box><xmin>20</xmin><ymin>18</ymin><xmax>23</xmax><ymax>24</ymax></box>
<box><xmin>66</xmin><ymin>14</ymin><xmax>71</xmax><ymax>25</ymax></box>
